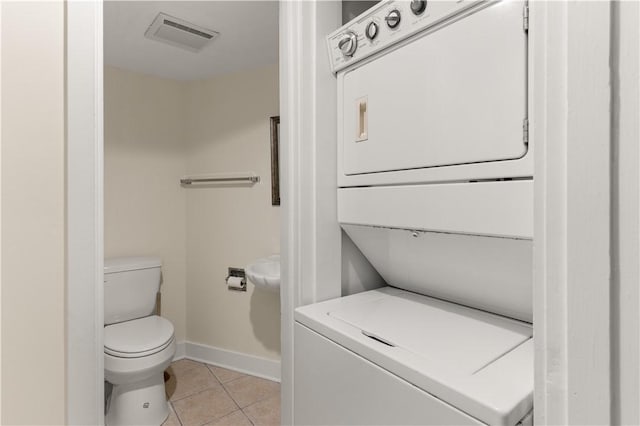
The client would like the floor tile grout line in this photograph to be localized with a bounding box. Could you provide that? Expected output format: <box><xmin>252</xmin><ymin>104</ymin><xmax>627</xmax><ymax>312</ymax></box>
<box><xmin>170</xmin><ymin>399</ymin><xmax>187</xmax><ymax>426</ymax></box>
<box><xmin>194</xmin><ymin>395</ymin><xmax>240</xmax><ymax>426</ymax></box>
<box><xmin>219</xmin><ymin>378</ymin><xmax>243</xmax><ymax>411</ymax></box>
<box><xmin>219</xmin><ymin>375</ymin><xmax>280</xmax><ymax>409</ymax></box>
<box><xmin>240</xmin><ymin>392</ymin><xmax>281</xmax><ymax>425</ymax></box>
<box><xmin>205</xmin><ymin>367</ymin><xmax>224</xmax><ymax>385</ymax></box>
<box><xmin>170</xmin><ymin>381</ymin><xmax>226</xmax><ymax>405</ymax></box>
<box><xmin>200</xmin><ymin>409</ymin><xmax>253</xmax><ymax>426</ymax></box>
<box><xmin>174</xmin><ymin>361</ymin><xmax>241</xmax><ymax>425</ymax></box>
<box><xmin>239</xmin><ymin>392</ymin><xmax>280</xmax><ymax>412</ymax></box>
<box><xmin>167</xmin><ymin>365</ymin><xmax>214</xmax><ymax>403</ymax></box>
<box><xmin>171</xmin><ymin>359</ymin><xmax>209</xmax><ymax>376</ymax></box>
<box><xmin>240</xmin><ymin>405</ymin><xmax>258</xmax><ymax>426</ymax></box>
<box><xmin>173</xmin><ymin>386</ymin><xmax>238</xmax><ymax>426</ymax></box>
<box><xmin>204</xmin><ymin>363</ymin><xmax>249</xmax><ymax>385</ymax></box>
<box><xmin>243</xmin><ymin>391</ymin><xmax>280</xmax><ymax>408</ymax></box>
<box><xmin>241</xmin><ymin>408</ymin><xmax>257</xmax><ymax>426</ymax></box>
<box><xmin>201</xmin><ymin>360</ymin><xmax>279</xmax><ymax>387</ymax></box>
<box><xmin>203</xmin><ymin>362</ymin><xmax>223</xmax><ymax>384</ymax></box>
<box><xmin>168</xmin><ymin>362</ymin><xmax>224</xmax><ymax>403</ymax></box>
<box><xmin>167</xmin><ymin>360</ymin><xmax>279</xmax><ymax>426</ymax></box>
<box><xmin>215</xmin><ymin>371</ymin><xmax>263</xmax><ymax>409</ymax></box>
<box><xmin>170</xmin><ymin>401</ymin><xmax>183</xmax><ymax>426</ymax></box>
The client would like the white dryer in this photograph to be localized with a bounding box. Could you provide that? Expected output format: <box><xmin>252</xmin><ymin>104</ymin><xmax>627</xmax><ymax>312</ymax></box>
<box><xmin>294</xmin><ymin>0</ymin><xmax>533</xmax><ymax>425</ymax></box>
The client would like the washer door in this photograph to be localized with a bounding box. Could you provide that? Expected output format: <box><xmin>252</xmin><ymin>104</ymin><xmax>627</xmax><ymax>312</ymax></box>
<box><xmin>341</xmin><ymin>0</ymin><xmax>527</xmax><ymax>176</ymax></box>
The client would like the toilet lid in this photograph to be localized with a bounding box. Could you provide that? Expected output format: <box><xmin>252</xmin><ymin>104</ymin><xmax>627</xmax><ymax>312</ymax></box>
<box><xmin>104</xmin><ymin>315</ymin><xmax>174</xmax><ymax>358</ymax></box>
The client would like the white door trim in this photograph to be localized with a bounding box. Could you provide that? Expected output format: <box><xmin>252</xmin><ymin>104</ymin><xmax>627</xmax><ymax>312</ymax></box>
<box><xmin>0</xmin><ymin>4</ymin><xmax>3</xmax><ymax>420</ymax></box>
<box><xmin>611</xmin><ymin>2</ymin><xmax>640</xmax><ymax>423</ymax></box>
<box><xmin>66</xmin><ymin>2</ymin><xmax>104</xmax><ymax>424</ymax></box>
<box><xmin>279</xmin><ymin>1</ymin><xmax>342</xmax><ymax>423</ymax></box>
<box><xmin>532</xmin><ymin>2</ymin><xmax>612</xmax><ymax>424</ymax></box>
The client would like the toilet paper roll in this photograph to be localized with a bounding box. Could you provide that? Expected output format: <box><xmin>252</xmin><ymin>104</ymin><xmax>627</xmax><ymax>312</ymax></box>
<box><xmin>227</xmin><ymin>276</ymin><xmax>245</xmax><ymax>290</ymax></box>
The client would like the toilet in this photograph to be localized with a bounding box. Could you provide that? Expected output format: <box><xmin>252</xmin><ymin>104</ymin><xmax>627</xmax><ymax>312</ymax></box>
<box><xmin>104</xmin><ymin>257</ymin><xmax>176</xmax><ymax>426</ymax></box>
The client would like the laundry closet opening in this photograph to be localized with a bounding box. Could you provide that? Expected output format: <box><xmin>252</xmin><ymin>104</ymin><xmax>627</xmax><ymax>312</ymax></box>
<box><xmin>292</xmin><ymin>1</ymin><xmax>534</xmax><ymax>425</ymax></box>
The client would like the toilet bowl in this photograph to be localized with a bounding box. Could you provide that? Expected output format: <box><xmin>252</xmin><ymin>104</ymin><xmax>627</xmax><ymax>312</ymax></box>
<box><xmin>105</xmin><ymin>315</ymin><xmax>176</xmax><ymax>426</ymax></box>
<box><xmin>104</xmin><ymin>257</ymin><xmax>175</xmax><ymax>426</ymax></box>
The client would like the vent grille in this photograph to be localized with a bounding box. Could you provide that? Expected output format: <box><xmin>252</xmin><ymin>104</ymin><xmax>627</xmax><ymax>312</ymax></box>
<box><xmin>145</xmin><ymin>13</ymin><xmax>218</xmax><ymax>52</ymax></box>
<box><xmin>162</xmin><ymin>19</ymin><xmax>214</xmax><ymax>40</ymax></box>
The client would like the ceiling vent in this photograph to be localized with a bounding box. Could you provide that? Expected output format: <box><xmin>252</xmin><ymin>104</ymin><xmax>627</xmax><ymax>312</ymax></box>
<box><xmin>144</xmin><ymin>13</ymin><xmax>219</xmax><ymax>52</ymax></box>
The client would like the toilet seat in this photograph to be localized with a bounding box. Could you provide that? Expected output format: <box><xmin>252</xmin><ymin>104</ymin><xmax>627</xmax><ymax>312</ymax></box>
<box><xmin>105</xmin><ymin>315</ymin><xmax>174</xmax><ymax>358</ymax></box>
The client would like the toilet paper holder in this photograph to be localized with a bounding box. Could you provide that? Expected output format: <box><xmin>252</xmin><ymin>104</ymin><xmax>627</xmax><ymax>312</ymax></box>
<box><xmin>226</xmin><ymin>267</ymin><xmax>247</xmax><ymax>292</ymax></box>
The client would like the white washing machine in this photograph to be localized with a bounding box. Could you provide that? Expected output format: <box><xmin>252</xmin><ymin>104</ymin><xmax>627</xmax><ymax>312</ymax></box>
<box><xmin>295</xmin><ymin>287</ymin><xmax>533</xmax><ymax>425</ymax></box>
<box><xmin>294</xmin><ymin>0</ymin><xmax>533</xmax><ymax>425</ymax></box>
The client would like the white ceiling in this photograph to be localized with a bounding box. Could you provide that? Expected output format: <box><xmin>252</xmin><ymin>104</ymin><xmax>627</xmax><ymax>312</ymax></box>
<box><xmin>104</xmin><ymin>1</ymin><xmax>279</xmax><ymax>81</ymax></box>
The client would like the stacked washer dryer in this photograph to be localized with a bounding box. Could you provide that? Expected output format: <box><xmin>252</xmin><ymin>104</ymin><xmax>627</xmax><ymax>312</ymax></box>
<box><xmin>294</xmin><ymin>0</ymin><xmax>533</xmax><ymax>425</ymax></box>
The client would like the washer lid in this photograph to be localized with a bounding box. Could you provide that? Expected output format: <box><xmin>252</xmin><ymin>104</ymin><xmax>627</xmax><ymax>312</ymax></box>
<box><xmin>295</xmin><ymin>287</ymin><xmax>534</xmax><ymax>426</ymax></box>
<box><xmin>104</xmin><ymin>316</ymin><xmax>174</xmax><ymax>356</ymax></box>
<box><xmin>328</xmin><ymin>291</ymin><xmax>531</xmax><ymax>376</ymax></box>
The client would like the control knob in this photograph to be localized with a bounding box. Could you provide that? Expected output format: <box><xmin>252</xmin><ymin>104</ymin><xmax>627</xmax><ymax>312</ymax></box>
<box><xmin>410</xmin><ymin>0</ymin><xmax>427</xmax><ymax>15</ymax></box>
<box><xmin>365</xmin><ymin>21</ymin><xmax>379</xmax><ymax>40</ymax></box>
<box><xmin>385</xmin><ymin>9</ymin><xmax>401</xmax><ymax>29</ymax></box>
<box><xmin>338</xmin><ymin>31</ymin><xmax>358</xmax><ymax>57</ymax></box>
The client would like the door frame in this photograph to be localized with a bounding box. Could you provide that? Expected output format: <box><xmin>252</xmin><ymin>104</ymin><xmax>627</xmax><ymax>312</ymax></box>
<box><xmin>531</xmin><ymin>2</ymin><xmax>614</xmax><ymax>423</ymax></box>
<box><xmin>279</xmin><ymin>1</ymin><xmax>342</xmax><ymax>423</ymax></box>
<box><xmin>66</xmin><ymin>2</ymin><xmax>104</xmax><ymax>424</ymax></box>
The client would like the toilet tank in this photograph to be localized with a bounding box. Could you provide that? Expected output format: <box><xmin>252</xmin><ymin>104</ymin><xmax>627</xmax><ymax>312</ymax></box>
<box><xmin>104</xmin><ymin>256</ymin><xmax>162</xmax><ymax>325</ymax></box>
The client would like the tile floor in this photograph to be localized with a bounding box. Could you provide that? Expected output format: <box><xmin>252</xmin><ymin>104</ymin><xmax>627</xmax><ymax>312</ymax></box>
<box><xmin>162</xmin><ymin>359</ymin><xmax>280</xmax><ymax>426</ymax></box>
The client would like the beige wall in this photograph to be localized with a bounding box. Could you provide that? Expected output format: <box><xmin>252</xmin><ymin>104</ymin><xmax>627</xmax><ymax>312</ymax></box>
<box><xmin>104</xmin><ymin>66</ymin><xmax>188</xmax><ymax>341</ymax></box>
<box><xmin>0</xmin><ymin>2</ymin><xmax>66</xmax><ymax>424</ymax></box>
<box><xmin>104</xmin><ymin>64</ymin><xmax>280</xmax><ymax>360</ymax></box>
<box><xmin>185</xmin><ymin>64</ymin><xmax>281</xmax><ymax>360</ymax></box>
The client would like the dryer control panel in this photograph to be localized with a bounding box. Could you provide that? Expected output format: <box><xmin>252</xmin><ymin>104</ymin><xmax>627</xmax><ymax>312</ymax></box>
<box><xmin>327</xmin><ymin>0</ymin><xmax>488</xmax><ymax>73</ymax></box>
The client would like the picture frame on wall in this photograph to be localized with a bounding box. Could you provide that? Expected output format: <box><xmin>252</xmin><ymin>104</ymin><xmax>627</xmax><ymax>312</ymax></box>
<box><xmin>270</xmin><ymin>116</ymin><xmax>280</xmax><ymax>206</ymax></box>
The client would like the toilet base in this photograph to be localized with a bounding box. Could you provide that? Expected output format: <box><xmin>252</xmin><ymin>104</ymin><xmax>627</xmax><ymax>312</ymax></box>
<box><xmin>106</xmin><ymin>373</ymin><xmax>169</xmax><ymax>426</ymax></box>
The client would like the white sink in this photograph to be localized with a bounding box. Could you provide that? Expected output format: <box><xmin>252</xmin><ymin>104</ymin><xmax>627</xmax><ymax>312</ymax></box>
<box><xmin>246</xmin><ymin>255</ymin><xmax>280</xmax><ymax>292</ymax></box>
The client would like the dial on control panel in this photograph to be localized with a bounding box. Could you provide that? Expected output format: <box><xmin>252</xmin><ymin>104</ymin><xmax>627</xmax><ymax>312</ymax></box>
<box><xmin>366</xmin><ymin>21</ymin><xmax>379</xmax><ymax>40</ymax></box>
<box><xmin>338</xmin><ymin>31</ymin><xmax>358</xmax><ymax>57</ymax></box>
<box><xmin>410</xmin><ymin>0</ymin><xmax>427</xmax><ymax>15</ymax></box>
<box><xmin>385</xmin><ymin>9</ymin><xmax>401</xmax><ymax>29</ymax></box>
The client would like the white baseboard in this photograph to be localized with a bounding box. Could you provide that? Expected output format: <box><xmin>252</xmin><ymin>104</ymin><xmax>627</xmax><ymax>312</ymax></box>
<box><xmin>173</xmin><ymin>341</ymin><xmax>187</xmax><ymax>361</ymax></box>
<box><xmin>172</xmin><ymin>340</ymin><xmax>281</xmax><ymax>382</ymax></box>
